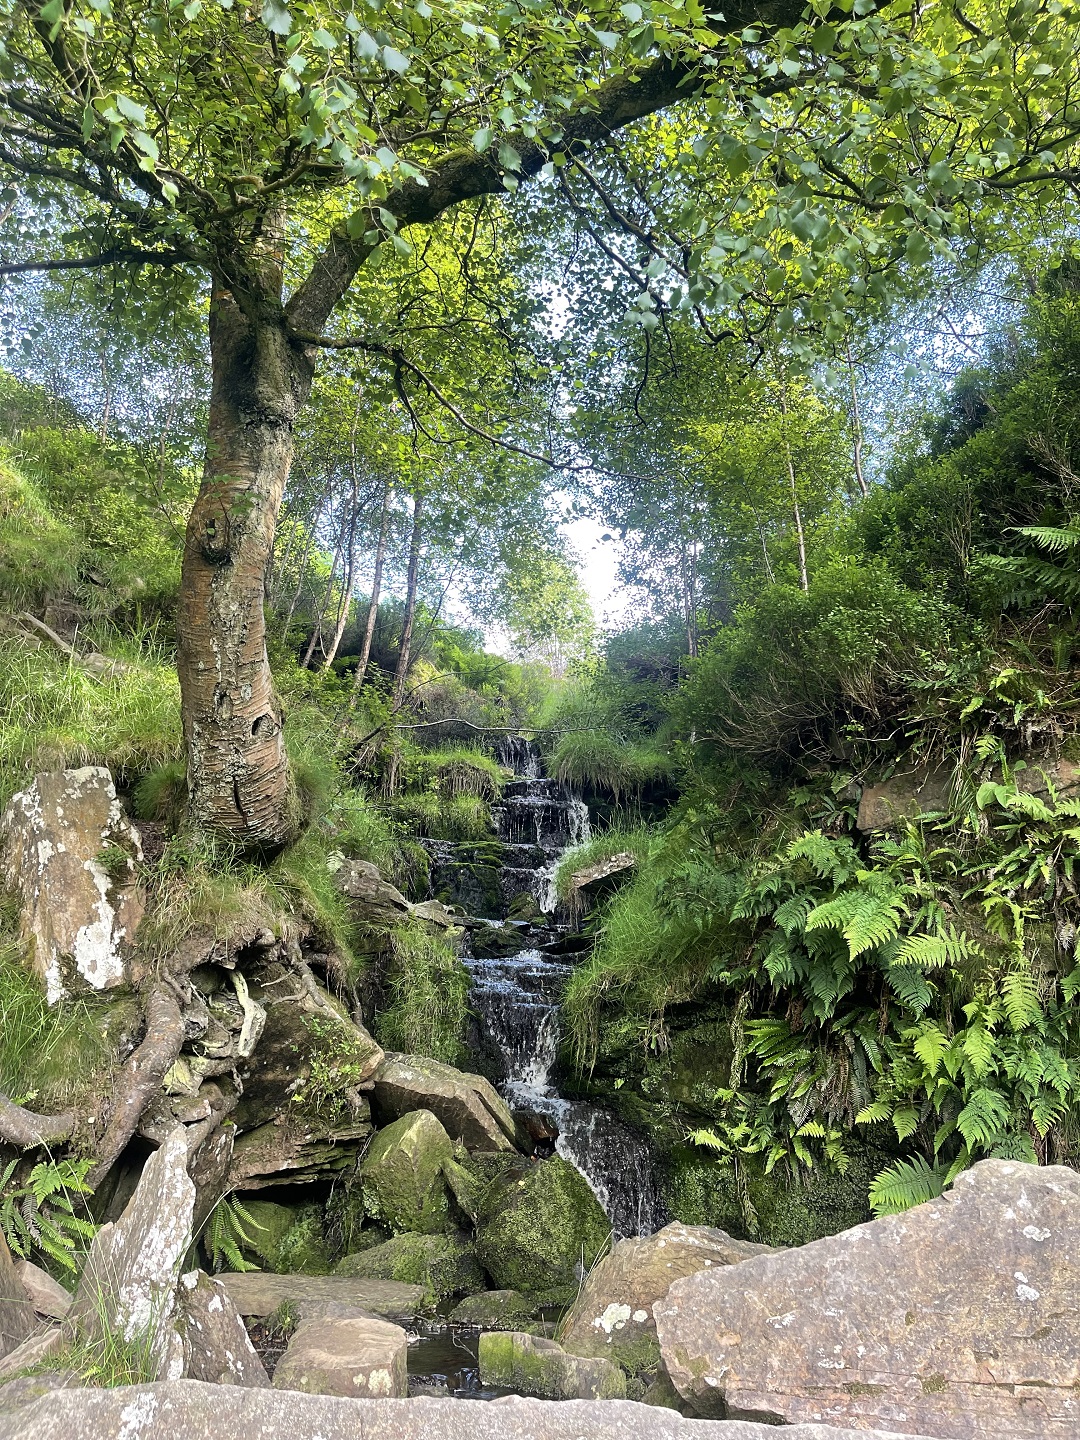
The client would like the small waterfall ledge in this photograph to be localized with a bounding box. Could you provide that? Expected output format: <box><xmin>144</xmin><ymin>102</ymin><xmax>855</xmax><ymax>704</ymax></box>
<box><xmin>463</xmin><ymin>741</ymin><xmax>664</xmax><ymax>1240</ymax></box>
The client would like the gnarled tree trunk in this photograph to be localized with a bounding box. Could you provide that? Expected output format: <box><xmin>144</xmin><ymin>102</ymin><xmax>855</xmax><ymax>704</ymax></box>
<box><xmin>177</xmin><ymin>283</ymin><xmax>311</xmax><ymax>852</ymax></box>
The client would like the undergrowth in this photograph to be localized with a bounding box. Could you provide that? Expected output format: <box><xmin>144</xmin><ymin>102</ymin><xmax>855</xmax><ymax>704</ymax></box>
<box><xmin>374</xmin><ymin>920</ymin><xmax>470</xmax><ymax>1064</ymax></box>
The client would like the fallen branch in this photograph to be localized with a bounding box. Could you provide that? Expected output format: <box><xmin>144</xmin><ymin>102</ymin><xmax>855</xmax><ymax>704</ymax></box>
<box><xmin>87</xmin><ymin>983</ymin><xmax>185</xmax><ymax>1188</ymax></box>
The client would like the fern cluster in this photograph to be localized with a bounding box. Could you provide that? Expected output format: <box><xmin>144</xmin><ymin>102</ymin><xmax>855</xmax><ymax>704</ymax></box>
<box><xmin>0</xmin><ymin>1157</ymin><xmax>96</xmax><ymax>1272</ymax></box>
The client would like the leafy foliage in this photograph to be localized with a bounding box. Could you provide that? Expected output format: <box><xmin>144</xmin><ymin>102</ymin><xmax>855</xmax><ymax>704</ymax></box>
<box><xmin>0</xmin><ymin>1157</ymin><xmax>96</xmax><ymax>1272</ymax></box>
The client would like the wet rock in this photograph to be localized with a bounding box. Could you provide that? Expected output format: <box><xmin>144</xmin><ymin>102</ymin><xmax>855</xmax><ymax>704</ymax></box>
<box><xmin>216</xmin><ymin>1271</ymin><xmax>424</xmax><ymax>1324</ymax></box>
<box><xmin>471</xmin><ymin>921</ymin><xmax>530</xmax><ymax>959</ymax></box>
<box><xmin>0</xmin><ymin>766</ymin><xmax>144</xmax><ymax>1001</ymax></box>
<box><xmin>448</xmin><ymin>1289</ymin><xmax>540</xmax><ymax>1330</ymax></box>
<box><xmin>856</xmin><ymin>763</ymin><xmax>952</xmax><ymax>832</ymax></box>
<box><xmin>14</xmin><ymin>1261</ymin><xmax>71</xmax><ymax>1321</ymax></box>
<box><xmin>559</xmin><ymin>1222</ymin><xmax>774</xmax><ymax>1376</ymax></box>
<box><xmin>65</xmin><ymin>1127</ymin><xmax>194</xmax><ymax>1378</ymax></box>
<box><xmin>479</xmin><ymin>1331</ymin><xmax>626</xmax><ymax>1401</ymax></box>
<box><xmin>567</xmin><ymin>851</ymin><xmax>637</xmax><ymax>909</ymax></box>
<box><xmin>656</xmin><ymin>1158</ymin><xmax>1080</xmax><ymax>1436</ymax></box>
<box><xmin>359</xmin><ymin>1109</ymin><xmax>454</xmax><ymax>1235</ymax></box>
<box><xmin>335</xmin><ymin>1231</ymin><xmax>483</xmax><ymax>1306</ymax></box>
<box><xmin>175</xmin><ymin>1270</ymin><xmax>269</xmax><ymax>1387</ymax></box>
<box><xmin>475</xmin><ymin>1155</ymin><xmax>610</xmax><ymax>1293</ymax></box>
<box><xmin>372</xmin><ymin>1053</ymin><xmax>518</xmax><ymax>1152</ymax></box>
<box><xmin>228</xmin><ymin>1113</ymin><xmax>373</xmax><ymax>1189</ymax></box>
<box><xmin>0</xmin><ymin>1381</ymin><xmax>945</xmax><ymax>1438</ymax></box>
<box><xmin>273</xmin><ymin>1315</ymin><xmax>408</xmax><ymax>1398</ymax></box>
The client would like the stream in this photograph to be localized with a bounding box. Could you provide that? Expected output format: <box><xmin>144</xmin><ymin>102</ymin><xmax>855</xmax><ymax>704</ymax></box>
<box><xmin>464</xmin><ymin>740</ymin><xmax>664</xmax><ymax>1242</ymax></box>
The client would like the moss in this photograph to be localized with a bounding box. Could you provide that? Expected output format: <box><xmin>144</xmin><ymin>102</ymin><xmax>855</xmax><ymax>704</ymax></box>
<box><xmin>477</xmin><ymin>1331</ymin><xmax>627</xmax><ymax>1401</ymax></box>
<box><xmin>240</xmin><ymin>1200</ymin><xmax>331</xmax><ymax>1275</ymax></box>
<box><xmin>334</xmin><ymin>1231</ymin><xmax>483</xmax><ymax>1305</ymax></box>
<box><xmin>358</xmin><ymin>1109</ymin><xmax>454</xmax><ymax>1235</ymax></box>
<box><xmin>447</xmin><ymin>1289</ymin><xmax>540</xmax><ymax>1330</ymax></box>
<box><xmin>474</xmin><ymin>1155</ymin><xmax>611</xmax><ymax>1293</ymax></box>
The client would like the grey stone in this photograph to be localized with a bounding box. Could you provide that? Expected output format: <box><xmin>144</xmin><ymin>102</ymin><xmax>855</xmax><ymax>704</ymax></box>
<box><xmin>372</xmin><ymin>1053</ymin><xmax>517</xmax><ymax>1151</ymax></box>
<box><xmin>655</xmin><ymin>1158</ymin><xmax>1080</xmax><ymax>1437</ymax></box>
<box><xmin>333</xmin><ymin>858</ymin><xmax>412</xmax><ymax>924</ymax></box>
<box><xmin>216</xmin><ymin>1271</ymin><xmax>424</xmax><ymax>1324</ymax></box>
<box><xmin>448</xmin><ymin>1289</ymin><xmax>540</xmax><ymax>1330</ymax></box>
<box><xmin>0</xmin><ymin>1237</ymin><xmax>39</xmax><ymax>1356</ymax></box>
<box><xmin>0</xmin><ymin>1326</ymin><xmax>61</xmax><ymax>1380</ymax></box>
<box><xmin>15</xmin><ymin>1261</ymin><xmax>71</xmax><ymax>1320</ymax></box>
<box><xmin>0</xmin><ymin>766</ymin><xmax>144</xmax><ymax>1000</ymax></box>
<box><xmin>273</xmin><ymin>1315</ymin><xmax>408</xmax><ymax>1398</ymax></box>
<box><xmin>359</xmin><ymin>1109</ymin><xmax>454</xmax><ymax>1235</ymax></box>
<box><xmin>65</xmin><ymin>1126</ymin><xmax>194</xmax><ymax>1379</ymax></box>
<box><xmin>856</xmin><ymin>763</ymin><xmax>952</xmax><ymax>832</ymax></box>
<box><xmin>175</xmin><ymin>1270</ymin><xmax>269</xmax><ymax>1387</ymax></box>
<box><xmin>0</xmin><ymin>1380</ymin><xmax>944</xmax><ymax>1439</ymax></box>
<box><xmin>479</xmin><ymin>1330</ymin><xmax>626</xmax><ymax>1400</ymax></box>
<box><xmin>334</xmin><ymin>1232</ymin><xmax>483</xmax><ymax>1306</ymax></box>
<box><xmin>559</xmin><ymin>1221</ymin><xmax>773</xmax><ymax>1375</ymax></box>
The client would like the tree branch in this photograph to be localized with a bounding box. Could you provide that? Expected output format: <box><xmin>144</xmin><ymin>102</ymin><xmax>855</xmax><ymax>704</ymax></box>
<box><xmin>0</xmin><ymin>247</ymin><xmax>199</xmax><ymax>277</ymax></box>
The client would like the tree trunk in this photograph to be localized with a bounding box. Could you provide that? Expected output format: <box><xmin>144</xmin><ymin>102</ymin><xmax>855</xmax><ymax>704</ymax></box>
<box><xmin>322</xmin><ymin>465</ymin><xmax>361</xmax><ymax>671</ymax></box>
<box><xmin>846</xmin><ymin>341</ymin><xmax>869</xmax><ymax>498</ymax></box>
<box><xmin>353</xmin><ymin>475</ymin><xmax>392</xmax><ymax>695</ymax></box>
<box><xmin>177</xmin><ymin>284</ymin><xmax>310</xmax><ymax>851</ymax></box>
<box><xmin>392</xmin><ymin>493</ymin><xmax>424</xmax><ymax>706</ymax></box>
<box><xmin>778</xmin><ymin>378</ymin><xmax>810</xmax><ymax>594</ymax></box>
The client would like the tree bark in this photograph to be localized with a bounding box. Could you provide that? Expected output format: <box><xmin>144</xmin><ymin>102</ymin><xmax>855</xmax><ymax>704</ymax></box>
<box><xmin>846</xmin><ymin>341</ymin><xmax>869</xmax><ymax>498</ymax></box>
<box><xmin>322</xmin><ymin>462</ymin><xmax>362</xmax><ymax>671</ymax></box>
<box><xmin>779</xmin><ymin>378</ymin><xmax>809</xmax><ymax>593</ymax></box>
<box><xmin>353</xmin><ymin>475</ymin><xmax>393</xmax><ymax>695</ymax></box>
<box><xmin>177</xmin><ymin>280</ymin><xmax>312</xmax><ymax>851</ymax></box>
<box><xmin>392</xmin><ymin>493</ymin><xmax>424</xmax><ymax>706</ymax></box>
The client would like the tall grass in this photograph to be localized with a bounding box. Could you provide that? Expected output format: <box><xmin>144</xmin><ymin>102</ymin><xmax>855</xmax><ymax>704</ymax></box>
<box><xmin>0</xmin><ymin>637</ymin><xmax>181</xmax><ymax>805</ymax></box>
<box><xmin>552</xmin><ymin>730</ymin><xmax>673</xmax><ymax>801</ymax></box>
<box><xmin>375</xmin><ymin>920</ymin><xmax>469</xmax><ymax>1064</ymax></box>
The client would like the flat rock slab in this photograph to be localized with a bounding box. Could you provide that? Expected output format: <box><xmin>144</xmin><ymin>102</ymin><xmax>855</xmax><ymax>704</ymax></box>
<box><xmin>655</xmin><ymin>1158</ymin><xmax>1080</xmax><ymax>1438</ymax></box>
<box><xmin>217</xmin><ymin>1272</ymin><xmax>424</xmax><ymax>1323</ymax></box>
<box><xmin>274</xmin><ymin>1316</ymin><xmax>407</xmax><ymax>1398</ymax></box>
<box><xmin>0</xmin><ymin>1380</ymin><xmax>943</xmax><ymax>1439</ymax></box>
<box><xmin>372</xmin><ymin>1053</ymin><xmax>517</xmax><ymax>1151</ymax></box>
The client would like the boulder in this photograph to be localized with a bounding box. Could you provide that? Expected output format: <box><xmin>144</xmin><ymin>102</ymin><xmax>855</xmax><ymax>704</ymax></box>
<box><xmin>559</xmin><ymin>1222</ymin><xmax>774</xmax><ymax>1375</ymax></box>
<box><xmin>566</xmin><ymin>851</ymin><xmax>637</xmax><ymax>910</ymax></box>
<box><xmin>174</xmin><ymin>1270</ymin><xmax>269</xmax><ymax>1387</ymax></box>
<box><xmin>333</xmin><ymin>858</ymin><xmax>412</xmax><ymax>926</ymax></box>
<box><xmin>479</xmin><ymin>1331</ymin><xmax>626</xmax><ymax>1401</ymax></box>
<box><xmin>475</xmin><ymin>1155</ymin><xmax>610</xmax><ymax>1293</ymax></box>
<box><xmin>655</xmin><ymin>1158</ymin><xmax>1080</xmax><ymax>1436</ymax></box>
<box><xmin>471</xmin><ymin>922</ymin><xmax>530</xmax><ymax>959</ymax></box>
<box><xmin>216</xmin><ymin>1271</ymin><xmax>423</xmax><ymax>1324</ymax></box>
<box><xmin>0</xmin><ymin>1237</ymin><xmax>40</xmax><ymax>1356</ymax></box>
<box><xmin>228</xmin><ymin>1114</ymin><xmax>372</xmax><ymax>1189</ymax></box>
<box><xmin>372</xmin><ymin>1053</ymin><xmax>517</xmax><ymax>1152</ymax></box>
<box><xmin>273</xmin><ymin>1316</ymin><xmax>407</xmax><ymax>1399</ymax></box>
<box><xmin>334</xmin><ymin>1232</ymin><xmax>483</xmax><ymax>1306</ymax></box>
<box><xmin>856</xmin><ymin>763</ymin><xmax>952</xmax><ymax>833</ymax></box>
<box><xmin>359</xmin><ymin>1109</ymin><xmax>454</xmax><ymax>1234</ymax></box>
<box><xmin>0</xmin><ymin>766</ymin><xmax>144</xmax><ymax>1000</ymax></box>
<box><xmin>448</xmin><ymin>1289</ymin><xmax>540</xmax><ymax>1330</ymax></box>
<box><xmin>0</xmin><ymin>1325</ymin><xmax>61</xmax><ymax>1380</ymax></box>
<box><xmin>65</xmin><ymin>1126</ymin><xmax>194</xmax><ymax>1379</ymax></box>
<box><xmin>0</xmin><ymin>1382</ymin><xmax>945</xmax><ymax>1438</ymax></box>
<box><xmin>14</xmin><ymin>1260</ymin><xmax>71</xmax><ymax>1321</ymax></box>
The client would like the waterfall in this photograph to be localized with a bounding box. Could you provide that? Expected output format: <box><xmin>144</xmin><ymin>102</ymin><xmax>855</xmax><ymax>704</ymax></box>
<box><xmin>463</xmin><ymin>739</ymin><xmax>664</xmax><ymax>1239</ymax></box>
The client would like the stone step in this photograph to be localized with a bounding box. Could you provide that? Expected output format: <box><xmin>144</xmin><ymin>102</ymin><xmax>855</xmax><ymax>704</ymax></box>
<box><xmin>217</xmin><ymin>1272</ymin><xmax>424</xmax><ymax>1324</ymax></box>
<box><xmin>0</xmin><ymin>1380</ymin><xmax>945</xmax><ymax>1439</ymax></box>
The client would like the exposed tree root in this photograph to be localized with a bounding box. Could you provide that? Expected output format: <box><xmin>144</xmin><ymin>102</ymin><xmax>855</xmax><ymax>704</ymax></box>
<box><xmin>88</xmin><ymin>983</ymin><xmax>186</xmax><ymax>1188</ymax></box>
<box><xmin>0</xmin><ymin>1094</ymin><xmax>75</xmax><ymax>1148</ymax></box>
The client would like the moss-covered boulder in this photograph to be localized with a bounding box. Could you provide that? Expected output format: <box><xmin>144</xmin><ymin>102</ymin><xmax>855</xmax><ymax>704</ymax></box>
<box><xmin>240</xmin><ymin>1200</ymin><xmax>331</xmax><ymax>1275</ymax></box>
<box><xmin>477</xmin><ymin>1331</ymin><xmax>626</xmax><ymax>1401</ymax></box>
<box><xmin>359</xmin><ymin>1109</ymin><xmax>453</xmax><ymax>1235</ymax></box>
<box><xmin>474</xmin><ymin>1156</ymin><xmax>610</xmax><ymax>1293</ymax></box>
<box><xmin>334</xmin><ymin>1231</ymin><xmax>483</xmax><ymax>1306</ymax></box>
<box><xmin>447</xmin><ymin>1289</ymin><xmax>541</xmax><ymax>1330</ymax></box>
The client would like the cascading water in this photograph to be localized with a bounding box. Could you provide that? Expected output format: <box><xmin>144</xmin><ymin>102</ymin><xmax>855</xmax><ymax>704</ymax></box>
<box><xmin>465</xmin><ymin>741</ymin><xmax>664</xmax><ymax>1240</ymax></box>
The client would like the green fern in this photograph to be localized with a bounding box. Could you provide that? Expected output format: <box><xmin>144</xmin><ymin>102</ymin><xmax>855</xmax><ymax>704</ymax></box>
<box><xmin>0</xmin><ymin>1157</ymin><xmax>96</xmax><ymax>1272</ymax></box>
<box><xmin>204</xmin><ymin>1194</ymin><xmax>265</xmax><ymax>1273</ymax></box>
<box><xmin>868</xmin><ymin>1155</ymin><xmax>955</xmax><ymax>1216</ymax></box>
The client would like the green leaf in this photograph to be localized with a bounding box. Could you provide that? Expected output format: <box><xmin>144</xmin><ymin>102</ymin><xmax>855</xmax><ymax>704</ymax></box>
<box><xmin>381</xmin><ymin>46</ymin><xmax>410</xmax><ymax>74</ymax></box>
<box><xmin>260</xmin><ymin>0</ymin><xmax>291</xmax><ymax>34</ymax></box>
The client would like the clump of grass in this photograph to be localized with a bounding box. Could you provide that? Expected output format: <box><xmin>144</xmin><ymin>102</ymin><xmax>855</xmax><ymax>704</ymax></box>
<box><xmin>399</xmin><ymin>743</ymin><xmax>506</xmax><ymax>800</ymax></box>
<box><xmin>375</xmin><ymin>920</ymin><xmax>469</xmax><ymax>1064</ymax></box>
<box><xmin>552</xmin><ymin>730</ymin><xmax>672</xmax><ymax>801</ymax></box>
<box><xmin>0</xmin><ymin>636</ymin><xmax>181</xmax><ymax>806</ymax></box>
<box><xmin>132</xmin><ymin>758</ymin><xmax>186</xmax><ymax>823</ymax></box>
<box><xmin>389</xmin><ymin>792</ymin><xmax>494</xmax><ymax>841</ymax></box>
<box><xmin>553</xmin><ymin>827</ymin><xmax>651</xmax><ymax>906</ymax></box>
<box><xmin>0</xmin><ymin>453</ymin><xmax>79</xmax><ymax>612</ymax></box>
<box><xmin>0</xmin><ymin>921</ymin><xmax>110</xmax><ymax>1109</ymax></box>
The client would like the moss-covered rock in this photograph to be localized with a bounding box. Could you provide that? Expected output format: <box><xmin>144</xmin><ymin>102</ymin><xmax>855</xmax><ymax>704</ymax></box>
<box><xmin>334</xmin><ymin>1231</ymin><xmax>483</xmax><ymax>1306</ymax></box>
<box><xmin>240</xmin><ymin>1200</ymin><xmax>331</xmax><ymax>1275</ymax></box>
<box><xmin>474</xmin><ymin>1156</ymin><xmax>610</xmax><ymax>1293</ymax></box>
<box><xmin>506</xmin><ymin>892</ymin><xmax>544</xmax><ymax>924</ymax></box>
<box><xmin>477</xmin><ymin>1331</ymin><xmax>626</xmax><ymax>1401</ymax></box>
<box><xmin>359</xmin><ymin>1109</ymin><xmax>453</xmax><ymax>1235</ymax></box>
<box><xmin>447</xmin><ymin>1289</ymin><xmax>540</xmax><ymax>1330</ymax></box>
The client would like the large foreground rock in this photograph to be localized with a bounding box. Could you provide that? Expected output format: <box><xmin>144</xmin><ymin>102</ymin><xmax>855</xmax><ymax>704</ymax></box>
<box><xmin>0</xmin><ymin>1380</ymin><xmax>942</xmax><ymax>1438</ymax></box>
<box><xmin>274</xmin><ymin>1315</ymin><xmax>408</xmax><ymax>1398</ymax></box>
<box><xmin>65</xmin><ymin>1126</ymin><xmax>194</xmax><ymax>1378</ymax></box>
<box><xmin>174</xmin><ymin>1270</ymin><xmax>269</xmax><ymax>1387</ymax></box>
<box><xmin>655</xmin><ymin>1158</ymin><xmax>1080</xmax><ymax>1437</ymax></box>
<box><xmin>479</xmin><ymin>1330</ymin><xmax>626</xmax><ymax>1400</ymax></box>
<box><xmin>216</xmin><ymin>1271</ymin><xmax>423</xmax><ymax>1323</ymax></box>
<box><xmin>0</xmin><ymin>1237</ymin><xmax>39</xmax><ymax>1356</ymax></box>
<box><xmin>475</xmin><ymin>1154</ymin><xmax>610</xmax><ymax>1292</ymax></box>
<box><xmin>359</xmin><ymin>1108</ymin><xmax>454</xmax><ymax>1234</ymax></box>
<box><xmin>0</xmin><ymin>765</ymin><xmax>143</xmax><ymax>1000</ymax></box>
<box><xmin>372</xmin><ymin>1053</ymin><xmax>517</xmax><ymax>1151</ymax></box>
<box><xmin>559</xmin><ymin>1221</ymin><xmax>774</xmax><ymax>1375</ymax></box>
